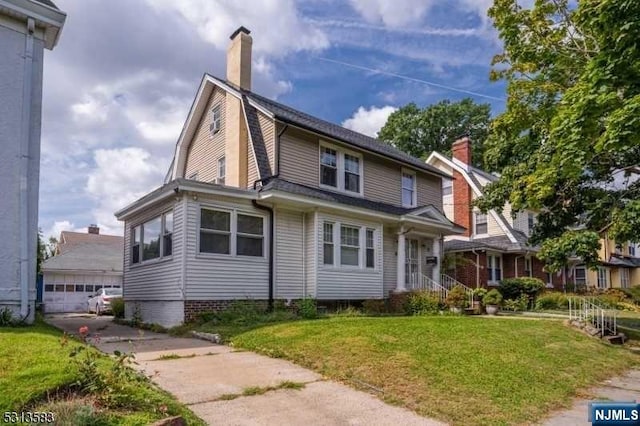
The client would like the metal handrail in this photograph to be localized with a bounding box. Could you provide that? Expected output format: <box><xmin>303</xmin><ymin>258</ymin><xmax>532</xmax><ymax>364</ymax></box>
<box><xmin>441</xmin><ymin>274</ymin><xmax>474</xmax><ymax>308</ymax></box>
<box><xmin>419</xmin><ymin>275</ymin><xmax>448</xmax><ymax>302</ymax></box>
<box><xmin>568</xmin><ymin>296</ymin><xmax>617</xmax><ymax>336</ymax></box>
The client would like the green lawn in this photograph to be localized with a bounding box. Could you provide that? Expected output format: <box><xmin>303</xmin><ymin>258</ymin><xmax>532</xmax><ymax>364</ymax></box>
<box><xmin>0</xmin><ymin>319</ymin><xmax>205</xmax><ymax>425</ymax></box>
<box><xmin>230</xmin><ymin>316</ymin><xmax>639</xmax><ymax>426</ymax></box>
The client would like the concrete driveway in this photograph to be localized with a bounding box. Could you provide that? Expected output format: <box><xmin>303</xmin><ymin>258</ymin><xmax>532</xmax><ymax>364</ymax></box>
<box><xmin>45</xmin><ymin>314</ymin><xmax>443</xmax><ymax>426</ymax></box>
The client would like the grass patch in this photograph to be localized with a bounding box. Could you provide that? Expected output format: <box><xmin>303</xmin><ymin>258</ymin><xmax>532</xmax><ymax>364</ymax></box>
<box><xmin>231</xmin><ymin>316</ymin><xmax>639</xmax><ymax>426</ymax></box>
<box><xmin>0</xmin><ymin>319</ymin><xmax>205</xmax><ymax>425</ymax></box>
<box><xmin>216</xmin><ymin>381</ymin><xmax>307</xmax><ymax>402</ymax></box>
<box><xmin>154</xmin><ymin>353</ymin><xmax>199</xmax><ymax>361</ymax></box>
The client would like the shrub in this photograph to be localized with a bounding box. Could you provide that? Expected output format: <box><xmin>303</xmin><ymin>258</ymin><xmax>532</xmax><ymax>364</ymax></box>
<box><xmin>473</xmin><ymin>288</ymin><xmax>488</xmax><ymax>302</ymax></box>
<box><xmin>503</xmin><ymin>294</ymin><xmax>529</xmax><ymax>312</ymax></box>
<box><xmin>406</xmin><ymin>291</ymin><xmax>442</xmax><ymax>315</ymax></box>
<box><xmin>110</xmin><ymin>297</ymin><xmax>124</xmax><ymax>319</ymax></box>
<box><xmin>0</xmin><ymin>307</ymin><xmax>14</xmax><ymax>326</ymax></box>
<box><xmin>621</xmin><ymin>286</ymin><xmax>640</xmax><ymax>305</ymax></box>
<box><xmin>334</xmin><ymin>306</ymin><xmax>364</xmax><ymax>317</ymax></box>
<box><xmin>217</xmin><ymin>300</ymin><xmax>266</xmax><ymax>325</ymax></box>
<box><xmin>483</xmin><ymin>289</ymin><xmax>503</xmax><ymax>306</ymax></box>
<box><xmin>535</xmin><ymin>292</ymin><xmax>569</xmax><ymax>310</ymax></box>
<box><xmin>499</xmin><ymin>277</ymin><xmax>545</xmax><ymax>301</ymax></box>
<box><xmin>446</xmin><ymin>285</ymin><xmax>469</xmax><ymax>309</ymax></box>
<box><xmin>298</xmin><ymin>298</ymin><xmax>317</xmax><ymax>319</ymax></box>
<box><xmin>362</xmin><ymin>299</ymin><xmax>386</xmax><ymax>315</ymax></box>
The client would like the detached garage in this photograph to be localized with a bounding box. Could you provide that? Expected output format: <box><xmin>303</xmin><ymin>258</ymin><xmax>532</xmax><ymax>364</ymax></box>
<box><xmin>42</xmin><ymin>226</ymin><xmax>123</xmax><ymax>313</ymax></box>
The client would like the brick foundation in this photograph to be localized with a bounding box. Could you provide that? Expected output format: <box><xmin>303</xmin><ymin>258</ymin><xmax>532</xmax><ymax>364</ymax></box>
<box><xmin>183</xmin><ymin>300</ymin><xmax>268</xmax><ymax>322</ymax></box>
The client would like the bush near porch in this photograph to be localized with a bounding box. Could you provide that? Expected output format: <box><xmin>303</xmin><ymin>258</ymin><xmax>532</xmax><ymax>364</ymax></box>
<box><xmin>230</xmin><ymin>316</ymin><xmax>638</xmax><ymax>426</ymax></box>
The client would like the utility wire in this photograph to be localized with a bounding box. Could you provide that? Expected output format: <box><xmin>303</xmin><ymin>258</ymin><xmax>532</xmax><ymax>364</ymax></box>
<box><xmin>315</xmin><ymin>57</ymin><xmax>506</xmax><ymax>102</ymax></box>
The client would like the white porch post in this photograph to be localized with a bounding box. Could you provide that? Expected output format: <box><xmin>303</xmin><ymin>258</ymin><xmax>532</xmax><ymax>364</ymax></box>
<box><xmin>432</xmin><ymin>237</ymin><xmax>441</xmax><ymax>284</ymax></box>
<box><xmin>396</xmin><ymin>231</ymin><xmax>406</xmax><ymax>292</ymax></box>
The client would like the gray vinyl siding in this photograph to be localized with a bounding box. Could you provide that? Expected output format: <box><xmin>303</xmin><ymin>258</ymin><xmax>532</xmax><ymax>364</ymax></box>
<box><xmin>417</xmin><ymin>172</ymin><xmax>443</xmax><ymax>210</ymax></box>
<box><xmin>247</xmin><ymin>141</ymin><xmax>259</xmax><ymax>186</ymax></box>
<box><xmin>184</xmin><ymin>88</ymin><xmax>226</xmax><ymax>182</ymax></box>
<box><xmin>184</xmin><ymin>195</ymin><xmax>269</xmax><ymax>300</ymax></box>
<box><xmin>278</xmin><ymin>128</ymin><xmax>443</xmax><ymax>210</ymax></box>
<box><xmin>305</xmin><ymin>212</ymin><xmax>317</xmax><ymax>298</ymax></box>
<box><xmin>123</xmin><ymin>198</ymin><xmax>183</xmax><ymax>300</ymax></box>
<box><xmin>383</xmin><ymin>227</ymin><xmax>397</xmax><ymax>297</ymax></box>
<box><xmin>258</xmin><ymin>111</ymin><xmax>276</xmax><ymax>173</ymax></box>
<box><xmin>315</xmin><ymin>212</ymin><xmax>383</xmax><ymax>299</ymax></box>
<box><xmin>274</xmin><ymin>209</ymin><xmax>304</xmax><ymax>299</ymax></box>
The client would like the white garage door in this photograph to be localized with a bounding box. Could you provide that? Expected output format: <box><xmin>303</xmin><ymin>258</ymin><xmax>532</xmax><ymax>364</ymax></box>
<box><xmin>43</xmin><ymin>273</ymin><xmax>122</xmax><ymax>313</ymax></box>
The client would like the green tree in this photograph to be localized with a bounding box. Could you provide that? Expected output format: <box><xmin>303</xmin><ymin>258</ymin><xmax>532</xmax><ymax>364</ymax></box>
<box><xmin>378</xmin><ymin>98</ymin><xmax>491</xmax><ymax>167</ymax></box>
<box><xmin>478</xmin><ymin>0</ymin><xmax>640</xmax><ymax>271</ymax></box>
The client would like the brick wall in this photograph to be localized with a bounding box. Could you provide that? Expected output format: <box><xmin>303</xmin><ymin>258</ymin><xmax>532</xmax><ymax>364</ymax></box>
<box><xmin>184</xmin><ymin>299</ymin><xmax>268</xmax><ymax>322</ymax></box>
<box><xmin>451</xmin><ymin>137</ymin><xmax>473</xmax><ymax>236</ymax></box>
<box><xmin>448</xmin><ymin>251</ymin><xmax>486</xmax><ymax>288</ymax></box>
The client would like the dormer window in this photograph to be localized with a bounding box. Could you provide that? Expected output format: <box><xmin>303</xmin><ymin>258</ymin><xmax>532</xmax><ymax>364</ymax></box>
<box><xmin>319</xmin><ymin>143</ymin><xmax>363</xmax><ymax>195</ymax></box>
<box><xmin>210</xmin><ymin>104</ymin><xmax>221</xmax><ymax>134</ymax></box>
<box><xmin>475</xmin><ymin>212</ymin><xmax>488</xmax><ymax>235</ymax></box>
<box><xmin>401</xmin><ymin>170</ymin><xmax>416</xmax><ymax>207</ymax></box>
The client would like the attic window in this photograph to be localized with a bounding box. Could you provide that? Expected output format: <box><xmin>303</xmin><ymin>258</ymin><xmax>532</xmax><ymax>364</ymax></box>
<box><xmin>210</xmin><ymin>104</ymin><xmax>222</xmax><ymax>134</ymax></box>
<box><xmin>475</xmin><ymin>213</ymin><xmax>488</xmax><ymax>235</ymax></box>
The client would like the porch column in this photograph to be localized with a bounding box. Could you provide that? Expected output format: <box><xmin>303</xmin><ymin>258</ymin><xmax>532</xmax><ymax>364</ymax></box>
<box><xmin>396</xmin><ymin>232</ymin><xmax>406</xmax><ymax>292</ymax></box>
<box><xmin>432</xmin><ymin>237</ymin><xmax>441</xmax><ymax>284</ymax></box>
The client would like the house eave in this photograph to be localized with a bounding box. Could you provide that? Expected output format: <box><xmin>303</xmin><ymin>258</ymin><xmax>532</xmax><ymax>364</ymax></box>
<box><xmin>0</xmin><ymin>0</ymin><xmax>66</xmax><ymax>49</ymax></box>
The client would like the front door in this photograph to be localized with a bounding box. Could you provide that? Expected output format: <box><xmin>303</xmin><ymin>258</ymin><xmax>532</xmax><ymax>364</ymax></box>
<box><xmin>405</xmin><ymin>239</ymin><xmax>419</xmax><ymax>289</ymax></box>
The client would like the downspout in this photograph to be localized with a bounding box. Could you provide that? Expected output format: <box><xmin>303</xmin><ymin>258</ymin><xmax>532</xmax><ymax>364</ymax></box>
<box><xmin>19</xmin><ymin>18</ymin><xmax>36</xmax><ymax>321</ymax></box>
<box><xmin>471</xmin><ymin>248</ymin><xmax>480</xmax><ymax>288</ymax></box>
<box><xmin>253</xmin><ymin>179</ymin><xmax>274</xmax><ymax>311</ymax></box>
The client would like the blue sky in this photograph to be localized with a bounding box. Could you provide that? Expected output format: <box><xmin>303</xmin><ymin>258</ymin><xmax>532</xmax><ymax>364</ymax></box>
<box><xmin>40</xmin><ymin>0</ymin><xmax>507</xmax><ymax>239</ymax></box>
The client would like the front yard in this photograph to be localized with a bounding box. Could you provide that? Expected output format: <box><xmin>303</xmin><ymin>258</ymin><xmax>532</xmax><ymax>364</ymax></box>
<box><xmin>229</xmin><ymin>316</ymin><xmax>638</xmax><ymax>426</ymax></box>
<box><xmin>0</xmin><ymin>319</ymin><xmax>204</xmax><ymax>425</ymax></box>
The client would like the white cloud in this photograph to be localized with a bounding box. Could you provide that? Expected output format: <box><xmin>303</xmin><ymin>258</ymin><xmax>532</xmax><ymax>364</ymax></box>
<box><xmin>86</xmin><ymin>148</ymin><xmax>167</xmax><ymax>234</ymax></box>
<box><xmin>145</xmin><ymin>0</ymin><xmax>329</xmax><ymax>56</ymax></box>
<box><xmin>342</xmin><ymin>105</ymin><xmax>397</xmax><ymax>137</ymax></box>
<box><xmin>348</xmin><ymin>0</ymin><xmax>435</xmax><ymax>27</ymax></box>
<box><xmin>44</xmin><ymin>220</ymin><xmax>84</xmax><ymax>242</ymax></box>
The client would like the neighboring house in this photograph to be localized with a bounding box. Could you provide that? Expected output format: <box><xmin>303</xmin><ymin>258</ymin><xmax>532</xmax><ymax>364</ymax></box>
<box><xmin>42</xmin><ymin>225</ymin><xmax>123</xmax><ymax>313</ymax></box>
<box><xmin>426</xmin><ymin>138</ymin><xmax>564</xmax><ymax>289</ymax></box>
<box><xmin>0</xmin><ymin>0</ymin><xmax>65</xmax><ymax>322</ymax></box>
<box><xmin>583</xmin><ymin>229</ymin><xmax>640</xmax><ymax>290</ymax></box>
<box><xmin>115</xmin><ymin>27</ymin><xmax>463</xmax><ymax>327</ymax></box>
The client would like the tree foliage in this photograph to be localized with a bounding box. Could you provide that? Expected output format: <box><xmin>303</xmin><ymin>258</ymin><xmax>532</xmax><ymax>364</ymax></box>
<box><xmin>378</xmin><ymin>98</ymin><xmax>491</xmax><ymax>167</ymax></box>
<box><xmin>478</xmin><ymin>0</ymin><xmax>640</xmax><ymax>270</ymax></box>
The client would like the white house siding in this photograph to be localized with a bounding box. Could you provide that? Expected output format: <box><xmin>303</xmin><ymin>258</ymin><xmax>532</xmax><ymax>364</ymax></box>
<box><xmin>124</xmin><ymin>301</ymin><xmax>184</xmax><ymax>328</ymax></box>
<box><xmin>315</xmin><ymin>212</ymin><xmax>384</xmax><ymax>299</ymax></box>
<box><xmin>123</xmin><ymin>198</ymin><xmax>183</xmax><ymax>301</ymax></box>
<box><xmin>43</xmin><ymin>272</ymin><xmax>122</xmax><ymax>313</ymax></box>
<box><xmin>305</xmin><ymin>212</ymin><xmax>317</xmax><ymax>298</ymax></box>
<box><xmin>184</xmin><ymin>195</ymin><xmax>269</xmax><ymax>300</ymax></box>
<box><xmin>274</xmin><ymin>209</ymin><xmax>304</xmax><ymax>299</ymax></box>
<box><xmin>383</xmin><ymin>226</ymin><xmax>398</xmax><ymax>297</ymax></box>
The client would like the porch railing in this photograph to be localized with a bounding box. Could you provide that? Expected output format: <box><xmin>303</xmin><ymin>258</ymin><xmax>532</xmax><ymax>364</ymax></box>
<box><xmin>440</xmin><ymin>274</ymin><xmax>474</xmax><ymax>308</ymax></box>
<box><xmin>568</xmin><ymin>297</ymin><xmax>617</xmax><ymax>337</ymax></box>
<box><xmin>411</xmin><ymin>275</ymin><xmax>448</xmax><ymax>302</ymax></box>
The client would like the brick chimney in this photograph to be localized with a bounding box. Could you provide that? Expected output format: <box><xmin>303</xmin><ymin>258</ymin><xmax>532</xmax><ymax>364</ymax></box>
<box><xmin>451</xmin><ymin>136</ymin><xmax>473</xmax><ymax>236</ymax></box>
<box><xmin>227</xmin><ymin>26</ymin><xmax>252</xmax><ymax>91</ymax></box>
<box><xmin>88</xmin><ymin>224</ymin><xmax>100</xmax><ymax>235</ymax></box>
<box><xmin>224</xmin><ymin>27</ymin><xmax>251</xmax><ymax>188</ymax></box>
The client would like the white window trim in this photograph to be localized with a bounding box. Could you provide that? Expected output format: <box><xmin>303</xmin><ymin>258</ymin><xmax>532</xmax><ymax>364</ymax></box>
<box><xmin>597</xmin><ymin>266</ymin><xmax>609</xmax><ymax>289</ymax></box>
<box><xmin>131</xmin><ymin>209</ymin><xmax>174</xmax><ymax>267</ymax></box>
<box><xmin>574</xmin><ymin>265</ymin><xmax>587</xmax><ymax>286</ymax></box>
<box><xmin>216</xmin><ymin>155</ymin><xmax>226</xmax><ymax>185</ymax></box>
<box><xmin>487</xmin><ymin>252</ymin><xmax>502</xmax><ymax>285</ymax></box>
<box><xmin>321</xmin><ymin>219</ymin><xmax>378</xmax><ymax>271</ymax></box>
<box><xmin>474</xmin><ymin>211</ymin><xmax>489</xmax><ymax>237</ymax></box>
<box><xmin>210</xmin><ymin>103</ymin><xmax>222</xmax><ymax>134</ymax></box>
<box><xmin>524</xmin><ymin>257</ymin><xmax>532</xmax><ymax>277</ymax></box>
<box><xmin>318</xmin><ymin>142</ymin><xmax>364</xmax><ymax>197</ymax></box>
<box><xmin>197</xmin><ymin>205</ymin><xmax>267</xmax><ymax>260</ymax></box>
<box><xmin>442</xmin><ymin>178</ymin><xmax>453</xmax><ymax>196</ymax></box>
<box><xmin>401</xmin><ymin>168</ymin><xmax>417</xmax><ymax>208</ymax></box>
<box><xmin>621</xmin><ymin>268</ymin><xmax>630</xmax><ymax>289</ymax></box>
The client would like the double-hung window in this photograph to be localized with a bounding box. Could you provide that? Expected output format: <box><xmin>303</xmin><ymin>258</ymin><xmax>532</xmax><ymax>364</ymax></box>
<box><xmin>442</xmin><ymin>178</ymin><xmax>452</xmax><ymax>196</ymax></box>
<box><xmin>475</xmin><ymin>213</ymin><xmax>488</xmax><ymax>235</ymax></box>
<box><xmin>210</xmin><ymin>104</ymin><xmax>221</xmax><ymax>134</ymax></box>
<box><xmin>319</xmin><ymin>144</ymin><xmax>362</xmax><ymax>195</ymax></box>
<box><xmin>199</xmin><ymin>208</ymin><xmax>265</xmax><ymax>257</ymax></box>
<box><xmin>597</xmin><ymin>267</ymin><xmax>609</xmax><ymax>289</ymax></box>
<box><xmin>323</xmin><ymin>223</ymin><xmax>334</xmax><ymax>265</ymax></box>
<box><xmin>402</xmin><ymin>171</ymin><xmax>416</xmax><ymax>207</ymax></box>
<box><xmin>200</xmin><ymin>209</ymin><xmax>231</xmax><ymax>255</ymax></box>
<box><xmin>340</xmin><ymin>225</ymin><xmax>360</xmax><ymax>266</ymax></box>
<box><xmin>524</xmin><ymin>257</ymin><xmax>532</xmax><ymax>277</ymax></box>
<box><xmin>487</xmin><ymin>254</ymin><xmax>502</xmax><ymax>284</ymax></box>
<box><xmin>528</xmin><ymin>213</ymin><xmax>535</xmax><ymax>234</ymax></box>
<box><xmin>131</xmin><ymin>210</ymin><xmax>173</xmax><ymax>264</ymax></box>
<box><xmin>320</xmin><ymin>147</ymin><xmax>338</xmax><ymax>188</ymax></box>
<box><xmin>574</xmin><ymin>266</ymin><xmax>587</xmax><ymax>286</ymax></box>
<box><xmin>236</xmin><ymin>214</ymin><xmax>264</xmax><ymax>257</ymax></box>
<box><xmin>365</xmin><ymin>228</ymin><xmax>375</xmax><ymax>268</ymax></box>
<box><xmin>621</xmin><ymin>268</ymin><xmax>630</xmax><ymax>289</ymax></box>
<box><xmin>217</xmin><ymin>156</ymin><xmax>226</xmax><ymax>185</ymax></box>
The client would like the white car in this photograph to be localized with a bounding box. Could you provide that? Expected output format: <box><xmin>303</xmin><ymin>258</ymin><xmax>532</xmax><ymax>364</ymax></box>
<box><xmin>87</xmin><ymin>287</ymin><xmax>122</xmax><ymax>316</ymax></box>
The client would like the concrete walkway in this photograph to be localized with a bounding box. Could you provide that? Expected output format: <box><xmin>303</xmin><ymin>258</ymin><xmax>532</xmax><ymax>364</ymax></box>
<box><xmin>46</xmin><ymin>314</ymin><xmax>443</xmax><ymax>426</ymax></box>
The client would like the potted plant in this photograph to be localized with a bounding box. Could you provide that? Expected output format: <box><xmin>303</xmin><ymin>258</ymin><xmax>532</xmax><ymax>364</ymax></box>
<box><xmin>446</xmin><ymin>285</ymin><xmax>468</xmax><ymax>314</ymax></box>
<box><xmin>483</xmin><ymin>289</ymin><xmax>503</xmax><ymax>315</ymax></box>
<box><xmin>472</xmin><ymin>287</ymin><xmax>488</xmax><ymax>313</ymax></box>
